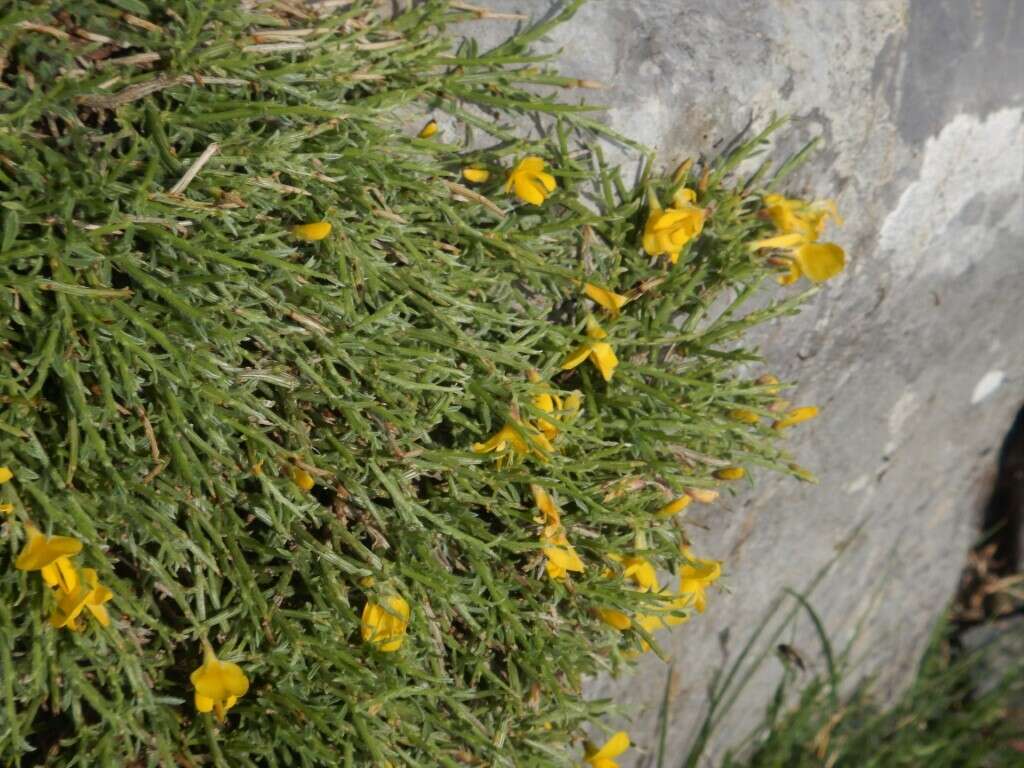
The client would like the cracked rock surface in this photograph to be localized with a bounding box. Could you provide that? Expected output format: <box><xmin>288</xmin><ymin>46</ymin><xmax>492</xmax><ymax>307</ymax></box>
<box><xmin>468</xmin><ymin>2</ymin><xmax>1024</xmax><ymax>764</ymax></box>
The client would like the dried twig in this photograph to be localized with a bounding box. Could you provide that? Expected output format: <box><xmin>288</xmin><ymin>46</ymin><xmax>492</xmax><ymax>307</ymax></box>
<box><xmin>442</xmin><ymin>180</ymin><xmax>506</xmax><ymax>219</ymax></box>
<box><xmin>169</xmin><ymin>143</ymin><xmax>220</xmax><ymax>196</ymax></box>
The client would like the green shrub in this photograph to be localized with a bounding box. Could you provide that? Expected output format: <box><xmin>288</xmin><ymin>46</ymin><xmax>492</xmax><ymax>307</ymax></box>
<box><xmin>0</xmin><ymin>1</ymin><xmax>840</xmax><ymax>765</ymax></box>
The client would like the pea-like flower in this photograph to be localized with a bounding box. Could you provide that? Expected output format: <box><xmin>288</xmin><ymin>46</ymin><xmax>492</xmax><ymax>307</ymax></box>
<box><xmin>0</xmin><ymin>466</ymin><xmax>12</xmax><ymax>484</ymax></box>
<box><xmin>291</xmin><ymin>466</ymin><xmax>315</xmax><ymax>492</ymax></box>
<box><xmin>584</xmin><ymin>731</ymin><xmax>630</xmax><ymax>768</ymax></box>
<box><xmin>561</xmin><ymin>316</ymin><xmax>618</xmax><ymax>382</ymax></box>
<box><xmin>642</xmin><ymin>188</ymin><xmax>706</xmax><ymax>263</ymax></box>
<box><xmin>472</xmin><ymin>419</ymin><xmax>553</xmax><ymax>467</ymax></box>
<box><xmin>50</xmin><ymin>568</ymin><xmax>113</xmax><ymax>631</ymax></box>
<box><xmin>190</xmin><ymin>644</ymin><xmax>250</xmax><ymax>721</ymax></box>
<box><xmin>361</xmin><ymin>594</ymin><xmax>411</xmax><ymax>652</ymax></box>
<box><xmin>505</xmin><ymin>156</ymin><xmax>557</xmax><ymax>206</ymax></box>
<box><xmin>532</xmin><ymin>485</ymin><xmax>584</xmax><ymax>581</ymax></box>
<box><xmin>752</xmin><ymin>194</ymin><xmax>845</xmax><ymax>283</ymax></box>
<box><xmin>291</xmin><ymin>221</ymin><xmax>332</xmax><ymax>241</ymax></box>
<box><xmin>678</xmin><ymin>549</ymin><xmax>722</xmax><ymax>614</ymax></box>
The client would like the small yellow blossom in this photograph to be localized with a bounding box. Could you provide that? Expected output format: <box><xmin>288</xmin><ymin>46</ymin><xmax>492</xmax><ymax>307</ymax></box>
<box><xmin>714</xmin><ymin>467</ymin><xmax>745</xmax><ymax>481</ymax></box>
<box><xmin>657</xmin><ymin>495</ymin><xmax>691</xmax><ymax>518</ymax></box>
<box><xmin>642</xmin><ymin>188</ymin><xmax>705</xmax><ymax>263</ymax></box>
<box><xmin>0</xmin><ymin>467</ymin><xmax>12</xmax><ymax>484</ymax></box>
<box><xmin>762</xmin><ymin>194</ymin><xmax>842</xmax><ymax>241</ymax></box>
<box><xmin>618</xmin><ymin>555</ymin><xmax>658</xmax><ymax>592</ymax></box>
<box><xmin>596</xmin><ymin>608</ymin><xmax>631</xmax><ymax>631</ymax></box>
<box><xmin>462</xmin><ymin>167</ymin><xmax>491</xmax><ymax>183</ymax></box>
<box><xmin>50</xmin><ymin>569</ymin><xmax>113</xmax><ymax>631</ymax></box>
<box><xmin>361</xmin><ymin>594</ymin><xmax>411</xmax><ymax>652</ymax></box>
<box><xmin>584</xmin><ymin>283</ymin><xmax>630</xmax><ymax>318</ymax></box>
<box><xmin>584</xmin><ymin>731</ymin><xmax>630</xmax><ymax>768</ymax></box>
<box><xmin>15</xmin><ymin>525</ymin><xmax>83</xmax><ymax>574</ymax></box>
<box><xmin>728</xmin><ymin>408</ymin><xmax>761</xmax><ymax>424</ymax></box>
<box><xmin>505</xmin><ymin>156</ymin><xmax>557</xmax><ymax>206</ymax></box>
<box><xmin>291</xmin><ymin>467</ymin><xmax>315</xmax><ymax>492</ymax></box>
<box><xmin>772</xmin><ymin>406</ymin><xmax>819</xmax><ymax>430</ymax></box>
<box><xmin>191</xmin><ymin>645</ymin><xmax>250</xmax><ymax>721</ymax></box>
<box><xmin>532</xmin><ymin>485</ymin><xmax>584</xmax><ymax>581</ymax></box>
<box><xmin>40</xmin><ymin>555</ymin><xmax>79</xmax><ymax>594</ymax></box>
<box><xmin>527</xmin><ymin>370</ymin><xmax>579</xmax><ymax>442</ymax></box>
<box><xmin>561</xmin><ymin>316</ymin><xmax>618</xmax><ymax>382</ymax></box>
<box><xmin>751</xmin><ymin>230</ymin><xmax>845</xmax><ymax>284</ymax></box>
<box><xmin>417</xmin><ymin>119</ymin><xmax>439</xmax><ymax>139</ymax></box>
<box><xmin>291</xmin><ymin>221</ymin><xmax>332</xmax><ymax>241</ymax></box>
<box><xmin>0</xmin><ymin>504</ymin><xmax>13</xmax><ymax>515</ymax></box>
<box><xmin>678</xmin><ymin>549</ymin><xmax>722</xmax><ymax>614</ymax></box>
<box><xmin>472</xmin><ymin>420</ymin><xmax>552</xmax><ymax>466</ymax></box>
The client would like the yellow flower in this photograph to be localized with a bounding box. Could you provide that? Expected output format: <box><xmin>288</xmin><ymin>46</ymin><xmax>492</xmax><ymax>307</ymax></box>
<box><xmin>678</xmin><ymin>550</ymin><xmax>721</xmax><ymax>614</ymax></box>
<box><xmin>0</xmin><ymin>466</ymin><xmax>12</xmax><ymax>484</ymax></box>
<box><xmin>714</xmin><ymin>467</ymin><xmax>745</xmax><ymax>481</ymax></box>
<box><xmin>361</xmin><ymin>594</ymin><xmax>411</xmax><ymax>652</ymax></box>
<box><xmin>596</xmin><ymin>608</ymin><xmax>631</xmax><ymax>631</ymax></box>
<box><xmin>472</xmin><ymin>420</ymin><xmax>553</xmax><ymax>466</ymax></box>
<box><xmin>291</xmin><ymin>221</ymin><xmax>332</xmax><ymax>241</ymax></box>
<box><xmin>462</xmin><ymin>167</ymin><xmax>491</xmax><ymax>183</ymax></box>
<box><xmin>561</xmin><ymin>316</ymin><xmax>618</xmax><ymax>382</ymax></box>
<box><xmin>584</xmin><ymin>731</ymin><xmax>630</xmax><ymax>768</ymax></box>
<box><xmin>40</xmin><ymin>555</ymin><xmax>79</xmax><ymax>594</ymax></box>
<box><xmin>751</xmin><ymin>233</ymin><xmax>845</xmax><ymax>284</ymax></box>
<box><xmin>728</xmin><ymin>408</ymin><xmax>761</xmax><ymax>424</ymax></box>
<box><xmin>505</xmin><ymin>156</ymin><xmax>557</xmax><ymax>205</ymax></box>
<box><xmin>656</xmin><ymin>495</ymin><xmax>691</xmax><ymax>518</ymax></box>
<box><xmin>291</xmin><ymin>467</ymin><xmax>315</xmax><ymax>492</ymax></box>
<box><xmin>417</xmin><ymin>119</ymin><xmax>438</xmax><ymax>139</ymax></box>
<box><xmin>15</xmin><ymin>525</ymin><xmax>83</xmax><ymax>575</ymax></box>
<box><xmin>762</xmin><ymin>194</ymin><xmax>842</xmax><ymax>241</ymax></box>
<box><xmin>190</xmin><ymin>645</ymin><xmax>250</xmax><ymax>721</ymax></box>
<box><xmin>584</xmin><ymin>283</ymin><xmax>630</xmax><ymax>318</ymax></box>
<box><xmin>642</xmin><ymin>188</ymin><xmax>705</xmax><ymax>263</ymax></box>
<box><xmin>0</xmin><ymin>504</ymin><xmax>13</xmax><ymax>515</ymax></box>
<box><xmin>619</xmin><ymin>555</ymin><xmax>658</xmax><ymax>592</ymax></box>
<box><xmin>527</xmin><ymin>371</ymin><xmax>579</xmax><ymax>442</ymax></box>
<box><xmin>50</xmin><ymin>568</ymin><xmax>113</xmax><ymax>631</ymax></box>
<box><xmin>532</xmin><ymin>485</ymin><xmax>584</xmax><ymax>581</ymax></box>
<box><xmin>772</xmin><ymin>406</ymin><xmax>819</xmax><ymax>430</ymax></box>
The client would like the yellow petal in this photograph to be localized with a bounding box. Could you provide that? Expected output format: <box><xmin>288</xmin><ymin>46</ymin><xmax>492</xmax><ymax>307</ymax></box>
<box><xmin>417</xmin><ymin>120</ymin><xmax>438</xmax><ymax>139</ymax></box>
<box><xmin>0</xmin><ymin>503</ymin><xmax>13</xmax><ymax>514</ymax></box>
<box><xmin>584</xmin><ymin>283</ymin><xmax>629</xmax><ymax>317</ymax></box>
<box><xmin>772</xmin><ymin>406</ymin><xmax>820</xmax><ymax>430</ymax></box>
<box><xmin>749</xmin><ymin>232</ymin><xmax>804</xmax><ymax>251</ymax></box>
<box><xmin>596</xmin><ymin>608</ymin><xmax>631</xmax><ymax>631</ymax></box>
<box><xmin>593</xmin><ymin>731</ymin><xmax>630</xmax><ymax>760</ymax></box>
<box><xmin>776</xmin><ymin>259</ymin><xmax>802</xmax><ymax>285</ymax></box>
<box><xmin>588</xmin><ymin>342</ymin><xmax>618</xmax><ymax>382</ymax></box>
<box><xmin>462</xmin><ymin>167</ymin><xmax>491</xmax><ymax>183</ymax></box>
<box><xmin>195</xmin><ymin>693</ymin><xmax>214</xmax><ymax>713</ymax></box>
<box><xmin>561</xmin><ymin>343</ymin><xmax>592</xmax><ymax>371</ymax></box>
<box><xmin>534</xmin><ymin>171</ymin><xmax>557</xmax><ymax>193</ymax></box>
<box><xmin>15</xmin><ymin>527</ymin><xmax>82</xmax><ymax>572</ymax></box>
<box><xmin>291</xmin><ymin>221</ymin><xmax>332</xmax><ymax>241</ymax></box>
<box><xmin>714</xmin><ymin>467</ymin><xmax>745</xmax><ymax>481</ymax></box>
<box><xmin>517</xmin><ymin>156</ymin><xmax>546</xmax><ymax>174</ymax></box>
<box><xmin>672</xmin><ymin>187</ymin><xmax>697</xmax><ymax>207</ymax></box>
<box><xmin>657</xmin><ymin>496</ymin><xmax>691</xmax><ymax>518</ymax></box>
<box><xmin>513</xmin><ymin>174</ymin><xmax>546</xmax><ymax>206</ymax></box>
<box><xmin>794</xmin><ymin>242</ymin><xmax>845</xmax><ymax>282</ymax></box>
<box><xmin>0</xmin><ymin>467</ymin><xmax>12</xmax><ymax>483</ymax></box>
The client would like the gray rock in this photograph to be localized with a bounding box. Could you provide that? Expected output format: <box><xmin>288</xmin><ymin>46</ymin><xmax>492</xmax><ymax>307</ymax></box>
<box><xmin>464</xmin><ymin>1</ymin><xmax>1024</xmax><ymax>764</ymax></box>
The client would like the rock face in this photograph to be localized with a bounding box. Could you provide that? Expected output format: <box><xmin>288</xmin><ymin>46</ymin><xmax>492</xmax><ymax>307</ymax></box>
<box><xmin>469</xmin><ymin>1</ymin><xmax>1024</xmax><ymax>764</ymax></box>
